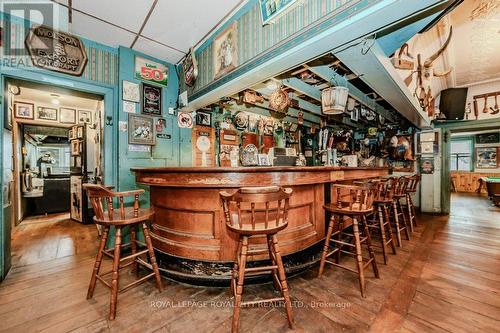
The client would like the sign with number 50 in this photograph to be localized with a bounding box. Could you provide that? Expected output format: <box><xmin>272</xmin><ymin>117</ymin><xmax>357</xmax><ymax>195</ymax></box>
<box><xmin>135</xmin><ymin>56</ymin><xmax>168</xmax><ymax>87</ymax></box>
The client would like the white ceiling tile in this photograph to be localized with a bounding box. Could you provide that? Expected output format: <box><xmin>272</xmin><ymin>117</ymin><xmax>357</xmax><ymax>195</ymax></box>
<box><xmin>72</xmin><ymin>0</ymin><xmax>154</xmax><ymax>32</ymax></box>
<box><xmin>133</xmin><ymin>36</ymin><xmax>186</xmax><ymax>64</ymax></box>
<box><xmin>141</xmin><ymin>0</ymin><xmax>241</xmax><ymax>53</ymax></box>
<box><xmin>70</xmin><ymin>11</ymin><xmax>136</xmax><ymax>47</ymax></box>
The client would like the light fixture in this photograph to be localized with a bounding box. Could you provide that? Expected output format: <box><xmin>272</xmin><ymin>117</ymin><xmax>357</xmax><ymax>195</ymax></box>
<box><xmin>266</xmin><ymin>80</ymin><xmax>278</xmax><ymax>90</ymax></box>
<box><xmin>50</xmin><ymin>94</ymin><xmax>60</xmax><ymax>105</ymax></box>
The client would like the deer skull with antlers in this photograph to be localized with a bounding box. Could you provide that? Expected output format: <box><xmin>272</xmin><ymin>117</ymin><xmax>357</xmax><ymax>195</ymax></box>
<box><xmin>403</xmin><ymin>26</ymin><xmax>453</xmax><ymax>109</ymax></box>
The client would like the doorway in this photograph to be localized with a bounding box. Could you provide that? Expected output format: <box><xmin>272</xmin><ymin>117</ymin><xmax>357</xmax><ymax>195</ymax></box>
<box><xmin>7</xmin><ymin>79</ymin><xmax>104</xmax><ymax>226</ymax></box>
<box><xmin>443</xmin><ymin>126</ymin><xmax>500</xmax><ymax>213</ymax></box>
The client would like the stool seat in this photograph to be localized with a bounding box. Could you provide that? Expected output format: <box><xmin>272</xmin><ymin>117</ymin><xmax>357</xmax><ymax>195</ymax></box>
<box><xmin>226</xmin><ymin>220</ymin><xmax>288</xmax><ymax>235</ymax></box>
<box><xmin>323</xmin><ymin>203</ymin><xmax>373</xmax><ymax>215</ymax></box>
<box><xmin>93</xmin><ymin>208</ymin><xmax>154</xmax><ymax>225</ymax></box>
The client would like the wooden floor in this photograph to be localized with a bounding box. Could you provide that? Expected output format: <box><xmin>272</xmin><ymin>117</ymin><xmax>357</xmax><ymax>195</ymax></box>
<box><xmin>1</xmin><ymin>194</ymin><xmax>499</xmax><ymax>332</ymax></box>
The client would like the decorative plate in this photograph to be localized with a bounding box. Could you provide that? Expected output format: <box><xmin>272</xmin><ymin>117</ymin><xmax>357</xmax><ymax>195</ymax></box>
<box><xmin>241</xmin><ymin>144</ymin><xmax>259</xmax><ymax>166</ymax></box>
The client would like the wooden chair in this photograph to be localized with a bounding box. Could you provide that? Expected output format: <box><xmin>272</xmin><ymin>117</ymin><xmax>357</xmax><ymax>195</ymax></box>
<box><xmin>319</xmin><ymin>184</ymin><xmax>379</xmax><ymax>297</ymax></box>
<box><xmin>220</xmin><ymin>186</ymin><xmax>293</xmax><ymax>333</ymax></box>
<box><xmin>83</xmin><ymin>184</ymin><xmax>163</xmax><ymax>320</ymax></box>
<box><xmin>405</xmin><ymin>175</ymin><xmax>420</xmax><ymax>230</ymax></box>
<box><xmin>364</xmin><ymin>179</ymin><xmax>397</xmax><ymax>265</ymax></box>
<box><xmin>390</xmin><ymin>177</ymin><xmax>411</xmax><ymax>246</ymax></box>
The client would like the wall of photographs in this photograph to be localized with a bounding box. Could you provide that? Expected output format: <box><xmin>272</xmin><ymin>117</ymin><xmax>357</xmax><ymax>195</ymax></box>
<box><xmin>13</xmin><ymin>100</ymin><xmax>98</xmax><ymax>128</ymax></box>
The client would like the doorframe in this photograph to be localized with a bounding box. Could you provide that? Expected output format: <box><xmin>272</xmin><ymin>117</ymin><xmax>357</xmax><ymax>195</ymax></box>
<box><xmin>1</xmin><ymin>68</ymin><xmax>118</xmax><ymax>280</ymax></box>
<box><xmin>437</xmin><ymin>119</ymin><xmax>500</xmax><ymax>214</ymax></box>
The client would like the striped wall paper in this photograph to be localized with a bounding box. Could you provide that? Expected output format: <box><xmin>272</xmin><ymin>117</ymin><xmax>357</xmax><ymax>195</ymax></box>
<box><xmin>186</xmin><ymin>0</ymin><xmax>367</xmax><ymax>98</ymax></box>
<box><xmin>0</xmin><ymin>16</ymin><xmax>118</xmax><ymax>86</ymax></box>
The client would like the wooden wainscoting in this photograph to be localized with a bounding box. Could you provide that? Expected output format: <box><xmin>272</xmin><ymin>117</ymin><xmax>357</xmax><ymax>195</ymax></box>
<box><xmin>451</xmin><ymin>171</ymin><xmax>500</xmax><ymax>193</ymax></box>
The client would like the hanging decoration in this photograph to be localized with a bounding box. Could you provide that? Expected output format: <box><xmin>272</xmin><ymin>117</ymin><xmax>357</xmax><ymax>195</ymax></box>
<box><xmin>321</xmin><ymin>86</ymin><xmax>349</xmax><ymax>115</ymax></box>
<box><xmin>268</xmin><ymin>85</ymin><xmax>289</xmax><ymax>118</ymax></box>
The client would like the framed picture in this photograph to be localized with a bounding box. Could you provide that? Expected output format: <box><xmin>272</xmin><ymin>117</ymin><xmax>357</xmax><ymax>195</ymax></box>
<box><xmin>476</xmin><ymin>147</ymin><xmax>497</xmax><ymax>169</ymax></box>
<box><xmin>195</xmin><ymin>111</ymin><xmax>211</xmax><ymax>127</ymax></box>
<box><xmin>14</xmin><ymin>102</ymin><xmax>34</xmax><ymax>119</ymax></box>
<box><xmin>60</xmin><ymin>107</ymin><xmax>76</xmax><ymax>124</ymax></box>
<box><xmin>258</xmin><ymin>153</ymin><xmax>271</xmax><ymax>166</ymax></box>
<box><xmin>259</xmin><ymin>0</ymin><xmax>298</xmax><ymax>25</ymax></box>
<box><xmin>78</xmin><ymin>110</ymin><xmax>92</xmax><ymax>124</ymax></box>
<box><xmin>142</xmin><ymin>83</ymin><xmax>162</xmax><ymax>116</ymax></box>
<box><xmin>213</xmin><ymin>22</ymin><xmax>238</xmax><ymax>79</ymax></box>
<box><xmin>122</xmin><ymin>80</ymin><xmax>140</xmax><ymax>102</ymax></box>
<box><xmin>36</xmin><ymin>106</ymin><xmax>58</xmax><ymax>121</ymax></box>
<box><xmin>476</xmin><ymin>132</ymin><xmax>499</xmax><ymax>144</ymax></box>
<box><xmin>128</xmin><ymin>114</ymin><xmax>155</xmax><ymax>145</ymax></box>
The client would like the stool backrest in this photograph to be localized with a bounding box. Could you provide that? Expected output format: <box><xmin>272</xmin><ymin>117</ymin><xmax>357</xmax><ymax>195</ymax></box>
<box><xmin>371</xmin><ymin>179</ymin><xmax>394</xmax><ymax>201</ymax></box>
<box><xmin>331</xmin><ymin>184</ymin><xmax>374</xmax><ymax>212</ymax></box>
<box><xmin>406</xmin><ymin>174</ymin><xmax>420</xmax><ymax>192</ymax></box>
<box><xmin>220</xmin><ymin>186</ymin><xmax>293</xmax><ymax>230</ymax></box>
<box><xmin>392</xmin><ymin>176</ymin><xmax>409</xmax><ymax>196</ymax></box>
<box><xmin>83</xmin><ymin>184</ymin><xmax>143</xmax><ymax>221</ymax></box>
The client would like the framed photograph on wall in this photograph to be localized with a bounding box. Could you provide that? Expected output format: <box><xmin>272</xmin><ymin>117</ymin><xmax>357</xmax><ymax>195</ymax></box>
<box><xmin>14</xmin><ymin>102</ymin><xmax>34</xmax><ymax>120</ymax></box>
<box><xmin>476</xmin><ymin>147</ymin><xmax>497</xmax><ymax>169</ymax></box>
<box><xmin>78</xmin><ymin>110</ymin><xmax>92</xmax><ymax>124</ymax></box>
<box><xmin>36</xmin><ymin>106</ymin><xmax>58</xmax><ymax>121</ymax></box>
<box><xmin>122</xmin><ymin>80</ymin><xmax>140</xmax><ymax>102</ymax></box>
<box><xmin>213</xmin><ymin>22</ymin><xmax>238</xmax><ymax>79</ymax></box>
<box><xmin>141</xmin><ymin>83</ymin><xmax>162</xmax><ymax>116</ymax></box>
<box><xmin>195</xmin><ymin>111</ymin><xmax>211</xmax><ymax>127</ymax></box>
<box><xmin>60</xmin><ymin>107</ymin><xmax>76</xmax><ymax>124</ymax></box>
<box><xmin>128</xmin><ymin>114</ymin><xmax>156</xmax><ymax>145</ymax></box>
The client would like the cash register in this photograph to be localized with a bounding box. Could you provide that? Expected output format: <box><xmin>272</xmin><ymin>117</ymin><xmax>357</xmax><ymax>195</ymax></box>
<box><xmin>268</xmin><ymin>147</ymin><xmax>297</xmax><ymax>166</ymax></box>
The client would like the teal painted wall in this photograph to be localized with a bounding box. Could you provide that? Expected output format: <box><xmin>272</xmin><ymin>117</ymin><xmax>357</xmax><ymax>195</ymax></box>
<box><xmin>117</xmin><ymin>46</ymin><xmax>183</xmax><ymax>196</ymax></box>
<box><xmin>0</xmin><ymin>12</ymin><xmax>192</xmax><ymax>279</ymax></box>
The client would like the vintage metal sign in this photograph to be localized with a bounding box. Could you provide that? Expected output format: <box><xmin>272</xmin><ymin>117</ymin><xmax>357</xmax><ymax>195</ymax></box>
<box><xmin>25</xmin><ymin>25</ymin><xmax>88</xmax><ymax>76</ymax></box>
<box><xmin>182</xmin><ymin>47</ymin><xmax>198</xmax><ymax>87</ymax></box>
<box><xmin>135</xmin><ymin>56</ymin><xmax>169</xmax><ymax>87</ymax></box>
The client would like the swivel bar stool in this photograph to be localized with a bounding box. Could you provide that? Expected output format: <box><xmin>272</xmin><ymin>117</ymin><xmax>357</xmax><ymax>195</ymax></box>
<box><xmin>220</xmin><ymin>186</ymin><xmax>294</xmax><ymax>333</ymax></box>
<box><xmin>390</xmin><ymin>177</ymin><xmax>411</xmax><ymax>246</ymax></box>
<box><xmin>365</xmin><ymin>179</ymin><xmax>397</xmax><ymax>264</ymax></box>
<box><xmin>84</xmin><ymin>184</ymin><xmax>163</xmax><ymax>320</ymax></box>
<box><xmin>318</xmin><ymin>184</ymin><xmax>379</xmax><ymax>297</ymax></box>
<box><xmin>405</xmin><ymin>175</ymin><xmax>420</xmax><ymax>230</ymax></box>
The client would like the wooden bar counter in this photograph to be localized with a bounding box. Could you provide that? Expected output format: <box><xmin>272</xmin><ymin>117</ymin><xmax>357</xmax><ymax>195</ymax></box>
<box><xmin>132</xmin><ymin>166</ymin><xmax>388</xmax><ymax>284</ymax></box>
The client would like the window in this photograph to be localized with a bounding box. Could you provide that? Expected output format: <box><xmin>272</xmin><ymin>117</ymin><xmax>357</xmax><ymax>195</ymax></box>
<box><xmin>450</xmin><ymin>139</ymin><xmax>472</xmax><ymax>171</ymax></box>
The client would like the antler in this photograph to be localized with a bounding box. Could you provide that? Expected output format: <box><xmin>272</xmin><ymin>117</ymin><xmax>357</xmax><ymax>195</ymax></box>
<box><xmin>424</xmin><ymin>26</ymin><xmax>453</xmax><ymax>68</ymax></box>
<box><xmin>433</xmin><ymin>68</ymin><xmax>453</xmax><ymax>77</ymax></box>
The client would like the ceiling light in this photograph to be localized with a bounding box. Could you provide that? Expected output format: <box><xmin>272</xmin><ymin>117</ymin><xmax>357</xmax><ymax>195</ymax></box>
<box><xmin>266</xmin><ymin>81</ymin><xmax>278</xmax><ymax>90</ymax></box>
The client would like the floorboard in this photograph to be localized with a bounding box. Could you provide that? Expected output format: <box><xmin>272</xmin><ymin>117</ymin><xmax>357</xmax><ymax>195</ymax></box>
<box><xmin>1</xmin><ymin>194</ymin><xmax>499</xmax><ymax>332</ymax></box>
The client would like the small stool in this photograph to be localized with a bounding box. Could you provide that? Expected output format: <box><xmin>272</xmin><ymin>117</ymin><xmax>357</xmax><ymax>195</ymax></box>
<box><xmin>220</xmin><ymin>186</ymin><xmax>294</xmax><ymax>333</ymax></box>
<box><xmin>318</xmin><ymin>184</ymin><xmax>379</xmax><ymax>297</ymax></box>
<box><xmin>390</xmin><ymin>177</ymin><xmax>411</xmax><ymax>246</ymax></box>
<box><xmin>365</xmin><ymin>179</ymin><xmax>397</xmax><ymax>265</ymax></box>
<box><xmin>405</xmin><ymin>175</ymin><xmax>420</xmax><ymax>230</ymax></box>
<box><xmin>84</xmin><ymin>184</ymin><xmax>163</xmax><ymax>320</ymax></box>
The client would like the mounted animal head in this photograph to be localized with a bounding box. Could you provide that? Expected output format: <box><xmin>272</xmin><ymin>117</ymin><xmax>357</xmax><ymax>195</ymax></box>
<box><xmin>403</xmin><ymin>26</ymin><xmax>453</xmax><ymax>109</ymax></box>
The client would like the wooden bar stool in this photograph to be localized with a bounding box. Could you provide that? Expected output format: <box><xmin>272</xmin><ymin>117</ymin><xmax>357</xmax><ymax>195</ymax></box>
<box><xmin>365</xmin><ymin>179</ymin><xmax>397</xmax><ymax>265</ymax></box>
<box><xmin>220</xmin><ymin>186</ymin><xmax>293</xmax><ymax>333</ymax></box>
<box><xmin>83</xmin><ymin>184</ymin><xmax>163</xmax><ymax>320</ymax></box>
<box><xmin>405</xmin><ymin>175</ymin><xmax>420</xmax><ymax>230</ymax></box>
<box><xmin>390</xmin><ymin>177</ymin><xmax>411</xmax><ymax>246</ymax></box>
<box><xmin>318</xmin><ymin>184</ymin><xmax>379</xmax><ymax>297</ymax></box>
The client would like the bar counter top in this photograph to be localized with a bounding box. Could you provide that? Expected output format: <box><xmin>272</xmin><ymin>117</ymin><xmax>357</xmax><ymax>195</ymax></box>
<box><xmin>131</xmin><ymin>166</ymin><xmax>389</xmax><ymax>285</ymax></box>
<box><xmin>132</xmin><ymin>166</ymin><xmax>389</xmax><ymax>188</ymax></box>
